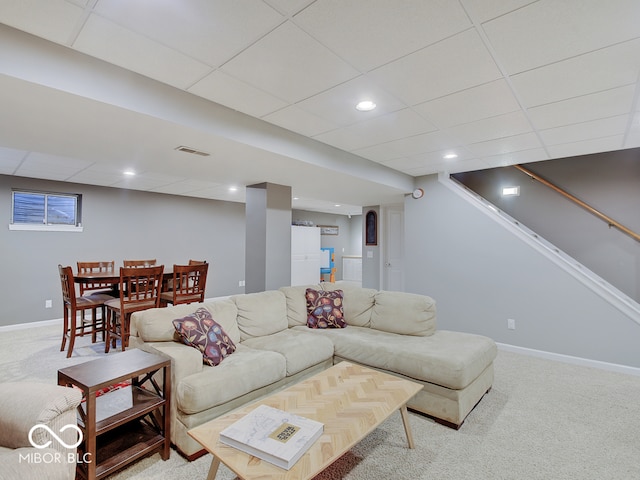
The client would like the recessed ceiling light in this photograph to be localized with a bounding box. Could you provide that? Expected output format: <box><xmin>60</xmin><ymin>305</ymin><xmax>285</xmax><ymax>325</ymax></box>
<box><xmin>355</xmin><ymin>100</ymin><xmax>376</xmax><ymax>112</ymax></box>
<box><xmin>123</xmin><ymin>170</ymin><xmax>136</xmax><ymax>176</ymax></box>
<box><xmin>443</xmin><ymin>153</ymin><xmax>458</xmax><ymax>159</ymax></box>
<box><xmin>334</xmin><ymin>204</ymin><xmax>341</xmax><ymax>207</ymax></box>
<box><xmin>228</xmin><ymin>186</ymin><xmax>238</xmax><ymax>192</ymax></box>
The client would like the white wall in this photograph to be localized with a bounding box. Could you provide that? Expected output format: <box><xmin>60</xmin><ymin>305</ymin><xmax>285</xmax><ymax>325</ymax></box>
<box><xmin>404</xmin><ymin>174</ymin><xmax>640</xmax><ymax>368</ymax></box>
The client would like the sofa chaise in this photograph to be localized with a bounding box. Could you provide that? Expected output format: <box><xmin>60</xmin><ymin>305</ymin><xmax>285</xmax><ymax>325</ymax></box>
<box><xmin>129</xmin><ymin>283</ymin><xmax>497</xmax><ymax>459</ymax></box>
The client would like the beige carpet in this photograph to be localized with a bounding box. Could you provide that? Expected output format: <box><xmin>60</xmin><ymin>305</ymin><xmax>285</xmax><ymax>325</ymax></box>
<box><xmin>1</xmin><ymin>323</ymin><xmax>639</xmax><ymax>479</ymax></box>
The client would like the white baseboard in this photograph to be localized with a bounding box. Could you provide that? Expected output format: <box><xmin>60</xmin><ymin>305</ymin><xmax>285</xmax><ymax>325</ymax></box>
<box><xmin>0</xmin><ymin>318</ymin><xmax>61</xmax><ymax>332</ymax></box>
<box><xmin>497</xmin><ymin>343</ymin><xmax>640</xmax><ymax>377</ymax></box>
<box><xmin>3</xmin><ymin>319</ymin><xmax>638</xmax><ymax>377</ymax></box>
<box><xmin>0</xmin><ymin>296</ymin><xmax>231</xmax><ymax>333</ymax></box>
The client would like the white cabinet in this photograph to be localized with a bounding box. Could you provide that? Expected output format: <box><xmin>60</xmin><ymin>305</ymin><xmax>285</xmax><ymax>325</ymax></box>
<box><xmin>291</xmin><ymin>226</ymin><xmax>321</xmax><ymax>286</ymax></box>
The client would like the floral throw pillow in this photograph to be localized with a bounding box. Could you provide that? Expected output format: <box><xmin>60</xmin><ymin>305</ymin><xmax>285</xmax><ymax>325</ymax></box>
<box><xmin>305</xmin><ymin>288</ymin><xmax>347</xmax><ymax>329</ymax></box>
<box><xmin>172</xmin><ymin>307</ymin><xmax>236</xmax><ymax>366</ymax></box>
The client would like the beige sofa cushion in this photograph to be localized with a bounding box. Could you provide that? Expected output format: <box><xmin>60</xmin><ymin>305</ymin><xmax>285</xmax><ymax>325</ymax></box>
<box><xmin>292</xmin><ymin>326</ymin><xmax>496</xmax><ymax>390</ymax></box>
<box><xmin>177</xmin><ymin>344</ymin><xmax>286</xmax><ymax>414</ymax></box>
<box><xmin>232</xmin><ymin>290</ymin><xmax>288</xmax><ymax>341</ymax></box>
<box><xmin>279</xmin><ymin>284</ymin><xmax>322</xmax><ymax>327</ymax></box>
<box><xmin>131</xmin><ymin>299</ymin><xmax>241</xmax><ymax>345</ymax></box>
<box><xmin>242</xmin><ymin>329</ymin><xmax>334</xmax><ymax>376</ymax></box>
<box><xmin>320</xmin><ymin>283</ymin><xmax>376</xmax><ymax>327</ymax></box>
<box><xmin>370</xmin><ymin>291</ymin><xmax>436</xmax><ymax>336</ymax></box>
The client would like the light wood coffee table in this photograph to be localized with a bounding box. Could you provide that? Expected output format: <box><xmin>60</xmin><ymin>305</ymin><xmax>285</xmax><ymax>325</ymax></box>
<box><xmin>188</xmin><ymin>361</ymin><xmax>422</xmax><ymax>480</ymax></box>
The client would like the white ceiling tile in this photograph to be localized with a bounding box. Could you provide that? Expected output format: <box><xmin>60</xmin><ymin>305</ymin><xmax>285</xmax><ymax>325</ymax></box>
<box><xmin>20</xmin><ymin>152</ymin><xmax>93</xmax><ymax>175</ymax></box>
<box><xmin>294</xmin><ymin>75</ymin><xmax>407</xmax><ymax>127</ymax></box>
<box><xmin>371</xmin><ymin>130</ymin><xmax>462</xmax><ymax>159</ymax></box>
<box><xmin>448</xmin><ymin>111</ymin><xmax>532</xmax><ymax>145</ymax></box>
<box><xmin>481</xmin><ymin>147</ymin><xmax>550</xmax><ymax>168</ymax></box>
<box><xmin>314</xmin><ymin>108</ymin><xmax>437</xmax><ymax>152</ymax></box>
<box><xmin>379</xmin><ymin>156</ymin><xmax>432</xmax><ymax>172</ymax></box>
<box><xmin>294</xmin><ymin>0</ymin><xmax>471</xmax><ymax>71</ymax></box>
<box><xmin>265</xmin><ymin>0</ymin><xmax>314</xmax><ymax>16</ymax></box>
<box><xmin>539</xmin><ymin>115</ymin><xmax>629</xmax><ymax>146</ymax></box>
<box><xmin>460</xmin><ymin>0</ymin><xmax>537</xmax><ymax>24</ymax></box>
<box><xmin>370</xmin><ymin>29</ymin><xmax>503</xmax><ymax>106</ymax></box>
<box><xmin>528</xmin><ymin>85</ymin><xmax>636</xmax><ymax>130</ymax></box>
<box><xmin>94</xmin><ymin>0</ymin><xmax>285</xmax><ymax>67</ymax></box>
<box><xmin>0</xmin><ymin>0</ymin><xmax>85</xmax><ymax>45</ymax></box>
<box><xmin>0</xmin><ymin>147</ymin><xmax>26</xmax><ymax>174</ymax></box>
<box><xmin>66</xmin><ymin>170</ymin><xmax>123</xmax><ymax>186</ymax></box>
<box><xmin>415</xmin><ymin>79</ymin><xmax>521</xmax><ymax>128</ymax></box>
<box><xmin>547</xmin><ymin>135</ymin><xmax>625</xmax><ymax>159</ymax></box>
<box><xmin>221</xmin><ymin>21</ymin><xmax>359</xmax><ymax>103</ymax></box>
<box><xmin>13</xmin><ymin>169</ymin><xmax>73</xmax><ymax>181</ymax></box>
<box><xmin>312</xmin><ymin>127</ymin><xmax>375</xmax><ymax>152</ymax></box>
<box><xmin>74</xmin><ymin>15</ymin><xmax>213</xmax><ymax>89</ymax></box>
<box><xmin>111</xmin><ymin>175</ymin><xmax>175</xmax><ymax>191</ymax></box>
<box><xmin>405</xmin><ymin>148</ymin><xmax>476</xmax><ymax>166</ymax></box>
<box><xmin>467</xmin><ymin>132</ymin><xmax>542</xmax><ymax>157</ymax></box>
<box><xmin>441</xmin><ymin>158</ymin><xmax>491</xmax><ymax>174</ymax></box>
<box><xmin>262</xmin><ymin>105</ymin><xmax>338</xmax><ymax>137</ymax></box>
<box><xmin>625</xmin><ymin>112</ymin><xmax>640</xmax><ymax>147</ymax></box>
<box><xmin>351</xmin><ymin>143</ymin><xmax>404</xmax><ymax>163</ymax></box>
<box><xmin>150</xmin><ymin>180</ymin><xmax>221</xmax><ymax>196</ymax></box>
<box><xmin>483</xmin><ymin>0</ymin><xmax>640</xmax><ymax>74</ymax></box>
<box><xmin>189</xmin><ymin>70</ymin><xmax>289</xmax><ymax>118</ymax></box>
<box><xmin>405</xmin><ymin>157</ymin><xmax>489</xmax><ymax>176</ymax></box>
<box><xmin>511</xmin><ymin>38</ymin><xmax>640</xmax><ymax>108</ymax></box>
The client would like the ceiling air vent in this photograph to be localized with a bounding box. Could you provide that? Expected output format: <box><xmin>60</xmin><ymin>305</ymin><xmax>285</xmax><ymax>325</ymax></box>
<box><xmin>175</xmin><ymin>146</ymin><xmax>210</xmax><ymax>156</ymax></box>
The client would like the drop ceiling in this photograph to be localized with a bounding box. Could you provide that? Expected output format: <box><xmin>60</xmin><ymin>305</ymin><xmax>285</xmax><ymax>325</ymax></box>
<box><xmin>0</xmin><ymin>0</ymin><xmax>639</xmax><ymax>215</ymax></box>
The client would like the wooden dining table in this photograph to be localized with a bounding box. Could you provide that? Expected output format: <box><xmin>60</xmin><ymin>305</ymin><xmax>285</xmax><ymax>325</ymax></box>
<box><xmin>74</xmin><ymin>267</ymin><xmax>174</xmax><ymax>291</ymax></box>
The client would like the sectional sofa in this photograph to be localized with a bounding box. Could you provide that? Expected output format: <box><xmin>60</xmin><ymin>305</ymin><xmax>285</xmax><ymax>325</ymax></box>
<box><xmin>129</xmin><ymin>283</ymin><xmax>497</xmax><ymax>459</ymax></box>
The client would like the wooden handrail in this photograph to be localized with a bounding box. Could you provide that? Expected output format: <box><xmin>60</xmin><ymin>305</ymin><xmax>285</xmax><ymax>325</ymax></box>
<box><xmin>514</xmin><ymin>164</ymin><xmax>640</xmax><ymax>243</ymax></box>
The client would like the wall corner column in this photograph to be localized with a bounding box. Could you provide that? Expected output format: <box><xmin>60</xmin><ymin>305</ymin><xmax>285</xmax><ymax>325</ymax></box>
<box><xmin>245</xmin><ymin>183</ymin><xmax>292</xmax><ymax>293</ymax></box>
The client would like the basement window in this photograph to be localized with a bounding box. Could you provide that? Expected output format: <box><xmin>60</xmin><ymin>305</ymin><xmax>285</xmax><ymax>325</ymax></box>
<box><xmin>9</xmin><ymin>190</ymin><xmax>83</xmax><ymax>232</ymax></box>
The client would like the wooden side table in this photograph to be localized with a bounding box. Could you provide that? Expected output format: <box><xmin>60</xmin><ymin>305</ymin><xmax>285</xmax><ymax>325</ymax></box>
<box><xmin>58</xmin><ymin>349</ymin><xmax>171</xmax><ymax>480</ymax></box>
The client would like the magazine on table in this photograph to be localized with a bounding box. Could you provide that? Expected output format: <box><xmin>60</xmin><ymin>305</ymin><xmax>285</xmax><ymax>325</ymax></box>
<box><xmin>219</xmin><ymin>404</ymin><xmax>324</xmax><ymax>470</ymax></box>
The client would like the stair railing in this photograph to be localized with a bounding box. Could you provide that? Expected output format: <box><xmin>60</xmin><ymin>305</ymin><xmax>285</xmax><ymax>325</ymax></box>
<box><xmin>514</xmin><ymin>165</ymin><xmax>640</xmax><ymax>243</ymax></box>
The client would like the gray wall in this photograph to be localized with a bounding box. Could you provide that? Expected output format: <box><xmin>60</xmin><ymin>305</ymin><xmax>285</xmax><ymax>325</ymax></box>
<box><xmin>361</xmin><ymin>206</ymin><xmax>381</xmax><ymax>289</ymax></box>
<box><xmin>291</xmin><ymin>210</ymin><xmax>362</xmax><ymax>281</ymax></box>
<box><xmin>404</xmin><ymin>174</ymin><xmax>640</xmax><ymax>368</ymax></box>
<box><xmin>453</xmin><ymin>148</ymin><xmax>640</xmax><ymax>302</ymax></box>
<box><xmin>246</xmin><ymin>183</ymin><xmax>292</xmax><ymax>293</ymax></box>
<box><xmin>1</xmin><ymin>175</ymin><xmax>246</xmax><ymax>327</ymax></box>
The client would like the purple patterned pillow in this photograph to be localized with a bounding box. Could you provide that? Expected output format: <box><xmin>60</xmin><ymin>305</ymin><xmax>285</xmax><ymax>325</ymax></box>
<box><xmin>172</xmin><ymin>307</ymin><xmax>236</xmax><ymax>366</ymax></box>
<box><xmin>305</xmin><ymin>288</ymin><xmax>347</xmax><ymax>329</ymax></box>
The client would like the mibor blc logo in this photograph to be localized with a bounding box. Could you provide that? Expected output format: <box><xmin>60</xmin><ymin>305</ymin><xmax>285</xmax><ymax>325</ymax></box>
<box><xmin>19</xmin><ymin>424</ymin><xmax>91</xmax><ymax>465</ymax></box>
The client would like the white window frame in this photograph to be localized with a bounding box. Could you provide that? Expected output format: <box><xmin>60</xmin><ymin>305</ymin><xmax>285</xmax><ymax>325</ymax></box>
<box><xmin>9</xmin><ymin>190</ymin><xmax>83</xmax><ymax>232</ymax></box>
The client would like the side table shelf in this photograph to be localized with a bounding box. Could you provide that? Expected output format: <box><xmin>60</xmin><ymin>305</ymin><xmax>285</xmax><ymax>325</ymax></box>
<box><xmin>58</xmin><ymin>349</ymin><xmax>171</xmax><ymax>480</ymax></box>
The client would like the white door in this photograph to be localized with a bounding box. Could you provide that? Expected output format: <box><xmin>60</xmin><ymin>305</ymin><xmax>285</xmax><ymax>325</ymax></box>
<box><xmin>291</xmin><ymin>226</ymin><xmax>321</xmax><ymax>286</ymax></box>
<box><xmin>383</xmin><ymin>206</ymin><xmax>404</xmax><ymax>292</ymax></box>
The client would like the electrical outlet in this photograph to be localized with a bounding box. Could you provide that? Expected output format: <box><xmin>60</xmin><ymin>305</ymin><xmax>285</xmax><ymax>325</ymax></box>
<box><xmin>45</xmin><ymin>299</ymin><xmax>52</xmax><ymax>309</ymax></box>
<box><xmin>507</xmin><ymin>318</ymin><xmax>516</xmax><ymax>330</ymax></box>
<box><xmin>239</xmin><ymin>280</ymin><xmax>245</xmax><ymax>287</ymax></box>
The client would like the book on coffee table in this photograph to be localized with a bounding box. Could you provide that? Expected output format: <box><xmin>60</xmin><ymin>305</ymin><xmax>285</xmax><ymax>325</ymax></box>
<box><xmin>219</xmin><ymin>404</ymin><xmax>324</xmax><ymax>470</ymax></box>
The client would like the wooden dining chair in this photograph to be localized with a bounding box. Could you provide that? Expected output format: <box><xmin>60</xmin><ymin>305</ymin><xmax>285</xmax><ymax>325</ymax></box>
<box><xmin>104</xmin><ymin>265</ymin><xmax>164</xmax><ymax>353</ymax></box>
<box><xmin>160</xmin><ymin>262</ymin><xmax>208</xmax><ymax>307</ymax></box>
<box><xmin>164</xmin><ymin>259</ymin><xmax>207</xmax><ymax>291</ymax></box>
<box><xmin>58</xmin><ymin>265</ymin><xmax>107</xmax><ymax>358</ymax></box>
<box><xmin>76</xmin><ymin>261</ymin><xmax>117</xmax><ymax>335</ymax></box>
<box><xmin>76</xmin><ymin>261</ymin><xmax>117</xmax><ymax>295</ymax></box>
<box><xmin>123</xmin><ymin>259</ymin><xmax>157</xmax><ymax>267</ymax></box>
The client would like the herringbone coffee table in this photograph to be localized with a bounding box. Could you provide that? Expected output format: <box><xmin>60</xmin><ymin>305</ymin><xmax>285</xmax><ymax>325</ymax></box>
<box><xmin>188</xmin><ymin>361</ymin><xmax>422</xmax><ymax>480</ymax></box>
